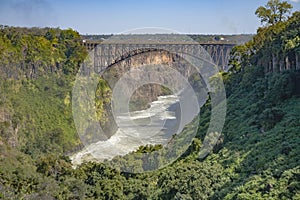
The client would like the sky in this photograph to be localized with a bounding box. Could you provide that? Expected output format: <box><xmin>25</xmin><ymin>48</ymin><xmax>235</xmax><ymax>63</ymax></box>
<box><xmin>0</xmin><ymin>0</ymin><xmax>299</xmax><ymax>35</ymax></box>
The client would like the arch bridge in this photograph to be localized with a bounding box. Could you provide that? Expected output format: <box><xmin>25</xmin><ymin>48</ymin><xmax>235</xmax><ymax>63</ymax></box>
<box><xmin>82</xmin><ymin>40</ymin><xmax>237</xmax><ymax>72</ymax></box>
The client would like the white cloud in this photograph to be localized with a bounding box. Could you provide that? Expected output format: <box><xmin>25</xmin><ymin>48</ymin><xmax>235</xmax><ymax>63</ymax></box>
<box><xmin>290</xmin><ymin>0</ymin><xmax>300</xmax><ymax>3</ymax></box>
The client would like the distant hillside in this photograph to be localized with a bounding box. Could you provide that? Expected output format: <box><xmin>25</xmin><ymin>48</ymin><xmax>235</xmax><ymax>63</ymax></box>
<box><xmin>81</xmin><ymin>34</ymin><xmax>254</xmax><ymax>44</ymax></box>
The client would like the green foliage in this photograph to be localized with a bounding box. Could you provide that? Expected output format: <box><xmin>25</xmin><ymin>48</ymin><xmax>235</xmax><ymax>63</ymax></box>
<box><xmin>264</xmin><ymin>71</ymin><xmax>295</xmax><ymax>104</ymax></box>
<box><xmin>255</xmin><ymin>0</ymin><xmax>293</xmax><ymax>26</ymax></box>
<box><xmin>136</xmin><ymin>144</ymin><xmax>163</xmax><ymax>153</ymax></box>
<box><xmin>0</xmin><ymin>26</ymin><xmax>87</xmax><ymax>78</ymax></box>
<box><xmin>3</xmin><ymin>75</ymin><xmax>80</xmax><ymax>156</ymax></box>
<box><xmin>231</xmin><ymin>10</ymin><xmax>300</xmax><ymax>74</ymax></box>
<box><xmin>0</xmin><ymin>5</ymin><xmax>300</xmax><ymax>199</ymax></box>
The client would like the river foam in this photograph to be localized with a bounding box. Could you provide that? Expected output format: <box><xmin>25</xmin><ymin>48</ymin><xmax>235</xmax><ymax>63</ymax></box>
<box><xmin>70</xmin><ymin>95</ymin><xmax>180</xmax><ymax>166</ymax></box>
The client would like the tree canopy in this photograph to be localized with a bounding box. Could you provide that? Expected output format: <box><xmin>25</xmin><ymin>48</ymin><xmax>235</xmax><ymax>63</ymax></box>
<box><xmin>255</xmin><ymin>0</ymin><xmax>293</xmax><ymax>26</ymax></box>
<box><xmin>0</xmin><ymin>2</ymin><xmax>300</xmax><ymax>199</ymax></box>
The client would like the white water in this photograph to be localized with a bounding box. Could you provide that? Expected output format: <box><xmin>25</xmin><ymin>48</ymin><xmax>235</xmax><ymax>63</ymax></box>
<box><xmin>71</xmin><ymin>95</ymin><xmax>180</xmax><ymax>166</ymax></box>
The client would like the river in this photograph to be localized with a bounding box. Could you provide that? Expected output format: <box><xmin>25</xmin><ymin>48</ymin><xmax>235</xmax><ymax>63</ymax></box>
<box><xmin>71</xmin><ymin>95</ymin><xmax>181</xmax><ymax>166</ymax></box>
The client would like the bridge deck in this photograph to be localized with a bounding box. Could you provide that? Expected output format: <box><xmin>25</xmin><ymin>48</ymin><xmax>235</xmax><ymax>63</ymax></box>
<box><xmin>82</xmin><ymin>40</ymin><xmax>237</xmax><ymax>46</ymax></box>
<box><xmin>81</xmin><ymin>39</ymin><xmax>237</xmax><ymax>71</ymax></box>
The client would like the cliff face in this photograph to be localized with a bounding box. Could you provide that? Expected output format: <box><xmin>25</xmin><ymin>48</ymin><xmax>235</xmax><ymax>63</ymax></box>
<box><xmin>102</xmin><ymin>50</ymin><xmax>197</xmax><ymax>110</ymax></box>
<box><xmin>0</xmin><ymin>49</ymin><xmax>196</xmax><ymax>147</ymax></box>
<box><xmin>0</xmin><ymin>59</ymin><xmax>67</xmax><ymax>80</ymax></box>
<box><xmin>93</xmin><ymin>50</ymin><xmax>204</xmax><ymax>139</ymax></box>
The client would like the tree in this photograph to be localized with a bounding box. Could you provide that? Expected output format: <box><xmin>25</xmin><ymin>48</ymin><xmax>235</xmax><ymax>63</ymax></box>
<box><xmin>255</xmin><ymin>0</ymin><xmax>293</xmax><ymax>26</ymax></box>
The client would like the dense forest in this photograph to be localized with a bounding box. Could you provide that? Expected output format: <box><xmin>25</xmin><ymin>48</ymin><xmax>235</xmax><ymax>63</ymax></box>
<box><xmin>0</xmin><ymin>1</ymin><xmax>299</xmax><ymax>199</ymax></box>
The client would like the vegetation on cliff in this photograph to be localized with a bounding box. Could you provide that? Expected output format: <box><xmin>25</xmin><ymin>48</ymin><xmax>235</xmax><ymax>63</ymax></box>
<box><xmin>0</xmin><ymin>1</ymin><xmax>299</xmax><ymax>199</ymax></box>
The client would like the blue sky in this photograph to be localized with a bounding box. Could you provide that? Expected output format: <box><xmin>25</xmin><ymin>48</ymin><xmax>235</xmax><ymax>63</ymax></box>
<box><xmin>0</xmin><ymin>0</ymin><xmax>299</xmax><ymax>34</ymax></box>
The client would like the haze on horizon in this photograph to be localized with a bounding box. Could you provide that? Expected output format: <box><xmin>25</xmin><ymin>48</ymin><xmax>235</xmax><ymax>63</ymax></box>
<box><xmin>0</xmin><ymin>0</ymin><xmax>299</xmax><ymax>35</ymax></box>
